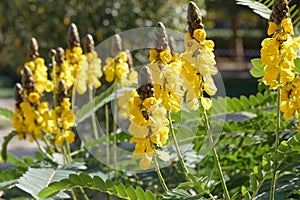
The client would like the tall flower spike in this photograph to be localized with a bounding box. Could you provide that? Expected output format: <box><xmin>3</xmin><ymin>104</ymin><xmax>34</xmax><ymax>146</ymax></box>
<box><xmin>187</xmin><ymin>1</ymin><xmax>204</xmax><ymax>36</ymax></box>
<box><xmin>154</xmin><ymin>22</ymin><xmax>169</xmax><ymax>51</ymax></box>
<box><xmin>68</xmin><ymin>23</ymin><xmax>80</xmax><ymax>49</ymax></box>
<box><xmin>84</xmin><ymin>34</ymin><xmax>95</xmax><ymax>53</ymax></box>
<box><xmin>29</xmin><ymin>37</ymin><xmax>39</xmax><ymax>60</ymax></box>
<box><xmin>22</xmin><ymin>66</ymin><xmax>35</xmax><ymax>95</ymax></box>
<box><xmin>14</xmin><ymin>83</ymin><xmax>24</xmax><ymax>108</ymax></box>
<box><xmin>111</xmin><ymin>34</ymin><xmax>122</xmax><ymax>57</ymax></box>
<box><xmin>270</xmin><ymin>0</ymin><xmax>289</xmax><ymax>24</ymax></box>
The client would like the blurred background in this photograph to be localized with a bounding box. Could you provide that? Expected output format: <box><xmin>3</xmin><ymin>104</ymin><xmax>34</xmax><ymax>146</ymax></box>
<box><xmin>0</xmin><ymin>0</ymin><xmax>299</xmax><ymax>98</ymax></box>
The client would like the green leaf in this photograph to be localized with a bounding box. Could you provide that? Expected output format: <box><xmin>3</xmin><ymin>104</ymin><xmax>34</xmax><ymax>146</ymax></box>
<box><xmin>79</xmin><ymin>173</ymin><xmax>93</xmax><ymax>187</ymax></box>
<box><xmin>18</xmin><ymin>167</ymin><xmax>74</xmax><ymax>199</ymax></box>
<box><xmin>126</xmin><ymin>185</ymin><xmax>138</xmax><ymax>200</ymax></box>
<box><xmin>93</xmin><ymin>176</ymin><xmax>107</xmax><ymax>191</ymax></box>
<box><xmin>136</xmin><ymin>187</ymin><xmax>146</xmax><ymax>200</ymax></box>
<box><xmin>116</xmin><ymin>183</ymin><xmax>127</xmax><ymax>198</ymax></box>
<box><xmin>0</xmin><ymin>107</ymin><xmax>13</xmax><ymax>120</ymax></box>
<box><xmin>236</xmin><ymin>0</ymin><xmax>271</xmax><ymax>19</ymax></box>
<box><xmin>251</xmin><ymin>58</ymin><xmax>264</xmax><ymax>70</ymax></box>
<box><xmin>294</xmin><ymin>58</ymin><xmax>300</xmax><ymax>73</ymax></box>
<box><xmin>145</xmin><ymin>190</ymin><xmax>156</xmax><ymax>200</ymax></box>
<box><xmin>1</xmin><ymin>131</ymin><xmax>18</xmax><ymax>161</ymax></box>
<box><xmin>250</xmin><ymin>67</ymin><xmax>264</xmax><ymax>78</ymax></box>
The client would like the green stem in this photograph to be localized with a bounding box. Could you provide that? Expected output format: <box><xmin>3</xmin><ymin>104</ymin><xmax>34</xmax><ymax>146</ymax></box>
<box><xmin>113</xmin><ymin>93</ymin><xmax>118</xmax><ymax>178</ymax></box>
<box><xmin>79</xmin><ymin>187</ymin><xmax>90</xmax><ymax>200</ymax></box>
<box><xmin>89</xmin><ymin>88</ymin><xmax>99</xmax><ymax>139</ymax></box>
<box><xmin>153</xmin><ymin>153</ymin><xmax>169</xmax><ymax>192</ymax></box>
<box><xmin>167</xmin><ymin>111</ymin><xmax>189</xmax><ymax>177</ymax></box>
<box><xmin>251</xmin><ymin>172</ymin><xmax>270</xmax><ymax>200</ymax></box>
<box><xmin>203</xmin><ymin>109</ymin><xmax>230</xmax><ymax>200</ymax></box>
<box><xmin>34</xmin><ymin>138</ymin><xmax>53</xmax><ymax>160</ymax></box>
<box><xmin>270</xmin><ymin>87</ymin><xmax>281</xmax><ymax>200</ymax></box>
<box><xmin>105</xmin><ymin>104</ymin><xmax>110</xmax><ymax>176</ymax></box>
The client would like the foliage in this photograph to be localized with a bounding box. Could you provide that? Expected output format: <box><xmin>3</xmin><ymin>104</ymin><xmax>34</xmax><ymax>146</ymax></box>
<box><xmin>1</xmin><ymin>0</ymin><xmax>300</xmax><ymax>199</ymax></box>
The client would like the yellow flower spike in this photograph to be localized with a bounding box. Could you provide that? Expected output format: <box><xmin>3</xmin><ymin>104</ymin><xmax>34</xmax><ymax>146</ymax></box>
<box><xmin>28</xmin><ymin>92</ymin><xmax>40</xmax><ymax>104</ymax></box>
<box><xmin>193</xmin><ymin>29</ymin><xmax>206</xmax><ymax>42</ymax></box>
<box><xmin>268</xmin><ymin>22</ymin><xmax>278</xmax><ymax>36</ymax></box>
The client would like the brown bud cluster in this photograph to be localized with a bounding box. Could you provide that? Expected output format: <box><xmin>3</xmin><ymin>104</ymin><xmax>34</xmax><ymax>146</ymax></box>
<box><xmin>29</xmin><ymin>37</ymin><xmax>39</xmax><ymax>60</ymax></box>
<box><xmin>187</xmin><ymin>1</ymin><xmax>204</xmax><ymax>36</ymax></box>
<box><xmin>270</xmin><ymin>0</ymin><xmax>290</xmax><ymax>24</ymax></box>
<box><xmin>22</xmin><ymin>66</ymin><xmax>35</xmax><ymax>95</ymax></box>
<box><xmin>68</xmin><ymin>23</ymin><xmax>81</xmax><ymax>49</ymax></box>
<box><xmin>154</xmin><ymin>22</ymin><xmax>169</xmax><ymax>51</ymax></box>
<box><xmin>111</xmin><ymin>34</ymin><xmax>122</xmax><ymax>57</ymax></box>
<box><xmin>136</xmin><ymin>66</ymin><xmax>154</xmax><ymax>100</ymax></box>
<box><xmin>57</xmin><ymin>80</ymin><xmax>68</xmax><ymax>105</ymax></box>
<box><xmin>84</xmin><ymin>34</ymin><xmax>95</xmax><ymax>53</ymax></box>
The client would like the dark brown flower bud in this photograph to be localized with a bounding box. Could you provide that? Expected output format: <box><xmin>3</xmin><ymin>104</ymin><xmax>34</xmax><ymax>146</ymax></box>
<box><xmin>187</xmin><ymin>1</ymin><xmax>204</xmax><ymax>36</ymax></box>
<box><xmin>57</xmin><ymin>80</ymin><xmax>68</xmax><ymax>105</ymax></box>
<box><xmin>68</xmin><ymin>23</ymin><xmax>81</xmax><ymax>49</ymax></box>
<box><xmin>49</xmin><ymin>49</ymin><xmax>57</xmax><ymax>59</ymax></box>
<box><xmin>14</xmin><ymin>83</ymin><xmax>24</xmax><ymax>107</ymax></box>
<box><xmin>270</xmin><ymin>0</ymin><xmax>289</xmax><ymax>24</ymax></box>
<box><xmin>154</xmin><ymin>22</ymin><xmax>169</xmax><ymax>52</ymax></box>
<box><xmin>136</xmin><ymin>66</ymin><xmax>154</xmax><ymax>100</ymax></box>
<box><xmin>29</xmin><ymin>37</ymin><xmax>39</xmax><ymax>60</ymax></box>
<box><xmin>111</xmin><ymin>34</ymin><xmax>122</xmax><ymax>57</ymax></box>
<box><xmin>84</xmin><ymin>34</ymin><xmax>95</xmax><ymax>53</ymax></box>
<box><xmin>22</xmin><ymin>66</ymin><xmax>35</xmax><ymax>94</ymax></box>
<box><xmin>56</xmin><ymin>47</ymin><xmax>65</xmax><ymax>66</ymax></box>
<box><xmin>126</xmin><ymin>49</ymin><xmax>133</xmax><ymax>70</ymax></box>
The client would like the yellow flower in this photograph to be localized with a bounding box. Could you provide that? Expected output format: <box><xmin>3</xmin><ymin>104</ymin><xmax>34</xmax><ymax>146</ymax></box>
<box><xmin>143</xmin><ymin>97</ymin><xmax>157</xmax><ymax>110</ymax></box>
<box><xmin>61</xmin><ymin>108</ymin><xmax>75</xmax><ymax>130</ymax></box>
<box><xmin>28</xmin><ymin>92</ymin><xmax>40</xmax><ymax>104</ymax></box>
<box><xmin>193</xmin><ymin>29</ymin><xmax>206</xmax><ymax>42</ymax></box>
<box><xmin>55</xmin><ymin>130</ymin><xmax>75</xmax><ymax>146</ymax></box>
<box><xmin>149</xmin><ymin>49</ymin><xmax>158</xmax><ymax>62</ymax></box>
<box><xmin>128</xmin><ymin>122</ymin><xmax>149</xmax><ymax>138</ymax></box>
<box><xmin>267</xmin><ymin>22</ymin><xmax>278</xmax><ymax>36</ymax></box>
<box><xmin>159</xmin><ymin>50</ymin><xmax>172</xmax><ymax>64</ymax></box>
<box><xmin>184</xmin><ymin>32</ymin><xmax>199</xmax><ymax>52</ymax></box>
<box><xmin>282</xmin><ymin>18</ymin><xmax>294</xmax><ymax>35</ymax></box>
<box><xmin>201</xmin><ymin>97</ymin><xmax>212</xmax><ymax>110</ymax></box>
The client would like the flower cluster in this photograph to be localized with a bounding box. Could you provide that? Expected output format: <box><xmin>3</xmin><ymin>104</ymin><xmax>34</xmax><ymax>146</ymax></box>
<box><xmin>12</xmin><ymin>23</ymin><xmax>102</xmax><ymax>147</ymax></box>
<box><xmin>148</xmin><ymin>22</ymin><xmax>184</xmax><ymax>113</ymax></box>
<box><xmin>261</xmin><ymin>17</ymin><xmax>299</xmax><ymax>89</ymax></box>
<box><xmin>104</xmin><ymin>35</ymin><xmax>137</xmax><ymax>86</ymax></box>
<box><xmin>128</xmin><ymin>66</ymin><xmax>170</xmax><ymax>170</ymax></box>
<box><xmin>259</xmin><ymin>1</ymin><xmax>300</xmax><ymax>127</ymax></box>
<box><xmin>180</xmin><ymin>2</ymin><xmax>217</xmax><ymax>110</ymax></box>
<box><xmin>75</xmin><ymin>34</ymin><xmax>102</xmax><ymax>94</ymax></box>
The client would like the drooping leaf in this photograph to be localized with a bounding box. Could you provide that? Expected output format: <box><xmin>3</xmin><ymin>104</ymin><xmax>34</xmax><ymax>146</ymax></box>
<box><xmin>1</xmin><ymin>131</ymin><xmax>18</xmax><ymax>161</ymax></box>
<box><xmin>235</xmin><ymin>0</ymin><xmax>272</xmax><ymax>19</ymax></box>
<box><xmin>38</xmin><ymin>173</ymin><xmax>157</xmax><ymax>200</ymax></box>
<box><xmin>0</xmin><ymin>107</ymin><xmax>13</xmax><ymax>120</ymax></box>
